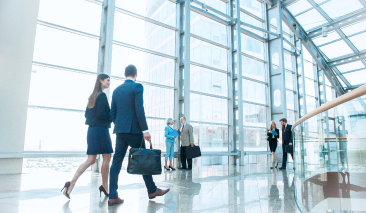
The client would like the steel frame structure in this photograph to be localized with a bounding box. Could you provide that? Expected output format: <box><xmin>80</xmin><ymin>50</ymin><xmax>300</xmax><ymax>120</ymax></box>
<box><xmin>15</xmin><ymin>0</ymin><xmax>359</xmax><ymax>168</ymax></box>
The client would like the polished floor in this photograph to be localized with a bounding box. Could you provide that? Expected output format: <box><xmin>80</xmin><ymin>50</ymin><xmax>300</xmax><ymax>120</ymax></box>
<box><xmin>0</xmin><ymin>159</ymin><xmax>300</xmax><ymax>213</ymax></box>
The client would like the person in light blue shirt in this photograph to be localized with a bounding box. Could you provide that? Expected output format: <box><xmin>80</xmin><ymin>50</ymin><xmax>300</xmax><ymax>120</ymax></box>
<box><xmin>164</xmin><ymin>118</ymin><xmax>176</xmax><ymax>171</ymax></box>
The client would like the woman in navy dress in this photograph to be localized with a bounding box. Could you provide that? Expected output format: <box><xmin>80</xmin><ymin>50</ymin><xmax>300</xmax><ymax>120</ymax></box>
<box><xmin>61</xmin><ymin>74</ymin><xmax>113</xmax><ymax>199</ymax></box>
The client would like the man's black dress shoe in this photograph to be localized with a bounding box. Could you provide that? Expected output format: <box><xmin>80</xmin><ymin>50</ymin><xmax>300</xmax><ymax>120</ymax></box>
<box><xmin>279</xmin><ymin>167</ymin><xmax>286</xmax><ymax>170</ymax></box>
<box><xmin>178</xmin><ymin>167</ymin><xmax>186</xmax><ymax>170</ymax></box>
<box><xmin>186</xmin><ymin>167</ymin><xmax>192</xmax><ymax>170</ymax></box>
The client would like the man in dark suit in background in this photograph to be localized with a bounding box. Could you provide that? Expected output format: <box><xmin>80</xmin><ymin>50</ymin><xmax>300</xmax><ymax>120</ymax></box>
<box><xmin>108</xmin><ymin>65</ymin><xmax>170</xmax><ymax>206</ymax></box>
<box><xmin>279</xmin><ymin>118</ymin><xmax>293</xmax><ymax>170</ymax></box>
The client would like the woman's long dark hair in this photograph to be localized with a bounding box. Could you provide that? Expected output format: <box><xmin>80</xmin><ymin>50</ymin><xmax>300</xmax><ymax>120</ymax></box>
<box><xmin>87</xmin><ymin>74</ymin><xmax>110</xmax><ymax>108</ymax></box>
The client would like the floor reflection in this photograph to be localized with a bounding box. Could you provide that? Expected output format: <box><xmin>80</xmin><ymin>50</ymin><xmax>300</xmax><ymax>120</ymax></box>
<box><xmin>302</xmin><ymin>172</ymin><xmax>366</xmax><ymax>212</ymax></box>
<box><xmin>0</xmin><ymin>158</ymin><xmax>302</xmax><ymax>213</ymax></box>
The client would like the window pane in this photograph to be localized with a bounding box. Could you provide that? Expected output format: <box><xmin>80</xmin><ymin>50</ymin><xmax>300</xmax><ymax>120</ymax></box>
<box><xmin>190</xmin><ymin>65</ymin><xmax>228</xmax><ymax>97</ymax></box>
<box><xmin>115</xmin><ymin>0</ymin><xmax>176</xmax><ymax>27</ymax></box>
<box><xmin>191</xmin><ymin>12</ymin><xmax>228</xmax><ymax>46</ymax></box>
<box><xmin>240</xmin><ymin>0</ymin><xmax>264</xmax><ymax>18</ymax></box>
<box><xmin>243</xmin><ymin>103</ymin><xmax>267</xmax><ymax>127</ymax></box>
<box><xmin>241</xmin><ymin>34</ymin><xmax>265</xmax><ymax>60</ymax></box>
<box><xmin>191</xmin><ymin>123</ymin><xmax>228</xmax><ymax>152</ymax></box>
<box><xmin>33</xmin><ymin>25</ymin><xmax>99</xmax><ymax>72</ymax></box>
<box><xmin>296</xmin><ymin>9</ymin><xmax>327</xmax><ymax>31</ymax></box>
<box><xmin>343</xmin><ymin>71</ymin><xmax>366</xmax><ymax>85</ymax></box>
<box><xmin>191</xmin><ymin>94</ymin><xmax>228</xmax><ymax>124</ymax></box>
<box><xmin>242</xmin><ymin>56</ymin><xmax>266</xmax><ymax>82</ymax></box>
<box><xmin>305</xmin><ymin>79</ymin><xmax>315</xmax><ymax>96</ymax></box>
<box><xmin>337</xmin><ymin>61</ymin><xmax>365</xmax><ymax>73</ymax></box>
<box><xmin>191</xmin><ymin>37</ymin><xmax>228</xmax><ymax>70</ymax></box>
<box><xmin>243</xmin><ymin>79</ymin><xmax>266</xmax><ymax>105</ymax></box>
<box><xmin>287</xmin><ymin>110</ymin><xmax>295</xmax><ymax>125</ymax></box>
<box><xmin>284</xmin><ymin>52</ymin><xmax>293</xmax><ymax>71</ymax></box>
<box><xmin>29</xmin><ymin>65</ymin><xmax>96</xmax><ymax>110</ymax></box>
<box><xmin>285</xmin><ymin>71</ymin><xmax>294</xmax><ymax>90</ymax></box>
<box><xmin>341</xmin><ymin>20</ymin><xmax>366</xmax><ymax>36</ymax></box>
<box><xmin>38</xmin><ymin>0</ymin><xmax>102</xmax><ymax>35</ymax></box>
<box><xmin>194</xmin><ymin>0</ymin><xmax>227</xmax><ymax>15</ymax></box>
<box><xmin>241</xmin><ymin>13</ymin><xmax>265</xmax><ymax>37</ymax></box>
<box><xmin>313</xmin><ymin>32</ymin><xmax>341</xmax><ymax>46</ymax></box>
<box><xmin>304</xmin><ymin>61</ymin><xmax>314</xmax><ymax>79</ymax></box>
<box><xmin>319</xmin><ymin>40</ymin><xmax>354</xmax><ymax>59</ymax></box>
<box><xmin>111</xmin><ymin>45</ymin><xmax>175</xmax><ymax>86</ymax></box>
<box><xmin>286</xmin><ymin>91</ymin><xmax>295</xmax><ymax>110</ymax></box>
<box><xmin>243</xmin><ymin>127</ymin><xmax>267</xmax><ymax>151</ymax></box>
<box><xmin>349</xmin><ymin>32</ymin><xmax>366</xmax><ymax>51</ymax></box>
<box><xmin>286</xmin><ymin>0</ymin><xmax>313</xmax><ymax>16</ymax></box>
<box><xmin>321</xmin><ymin>0</ymin><xmax>363</xmax><ymax>19</ymax></box>
<box><xmin>147</xmin><ymin>119</ymin><xmax>167</xmax><ymax>152</ymax></box>
<box><xmin>25</xmin><ymin>108</ymin><xmax>88</xmax><ymax>151</ymax></box>
<box><xmin>114</xmin><ymin>12</ymin><xmax>175</xmax><ymax>56</ymax></box>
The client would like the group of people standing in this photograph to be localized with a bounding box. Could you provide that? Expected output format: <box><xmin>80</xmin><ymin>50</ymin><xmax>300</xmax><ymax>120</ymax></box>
<box><xmin>267</xmin><ymin>118</ymin><xmax>294</xmax><ymax>170</ymax></box>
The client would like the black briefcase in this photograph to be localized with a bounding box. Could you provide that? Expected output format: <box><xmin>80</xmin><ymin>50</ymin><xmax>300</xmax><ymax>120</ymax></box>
<box><xmin>127</xmin><ymin>140</ymin><xmax>162</xmax><ymax>175</ymax></box>
<box><xmin>185</xmin><ymin>145</ymin><xmax>201</xmax><ymax>159</ymax></box>
<box><xmin>285</xmin><ymin>145</ymin><xmax>293</xmax><ymax>154</ymax></box>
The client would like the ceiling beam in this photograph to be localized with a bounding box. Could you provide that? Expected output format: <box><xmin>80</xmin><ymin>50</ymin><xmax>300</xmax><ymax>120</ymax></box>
<box><xmin>345</xmin><ymin>83</ymin><xmax>366</xmax><ymax>90</ymax></box>
<box><xmin>282</xmin><ymin>0</ymin><xmax>300</xmax><ymax>7</ymax></box>
<box><xmin>282</xmin><ymin>7</ymin><xmax>346</xmax><ymax>95</ymax></box>
<box><xmin>329</xmin><ymin>50</ymin><xmax>366</xmax><ymax>67</ymax></box>
<box><xmin>308</xmin><ymin>9</ymin><xmax>366</xmax><ymax>38</ymax></box>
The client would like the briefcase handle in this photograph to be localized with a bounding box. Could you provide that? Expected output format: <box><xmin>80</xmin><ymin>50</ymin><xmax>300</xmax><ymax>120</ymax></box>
<box><xmin>139</xmin><ymin>139</ymin><xmax>153</xmax><ymax>150</ymax></box>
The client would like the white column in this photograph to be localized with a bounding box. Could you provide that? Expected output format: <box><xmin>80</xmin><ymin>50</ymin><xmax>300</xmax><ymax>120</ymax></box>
<box><xmin>0</xmin><ymin>0</ymin><xmax>40</xmax><ymax>174</ymax></box>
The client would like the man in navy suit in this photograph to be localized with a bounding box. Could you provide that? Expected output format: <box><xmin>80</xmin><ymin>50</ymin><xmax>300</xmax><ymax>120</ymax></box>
<box><xmin>108</xmin><ymin>65</ymin><xmax>170</xmax><ymax>206</ymax></box>
<box><xmin>279</xmin><ymin>118</ymin><xmax>293</xmax><ymax>170</ymax></box>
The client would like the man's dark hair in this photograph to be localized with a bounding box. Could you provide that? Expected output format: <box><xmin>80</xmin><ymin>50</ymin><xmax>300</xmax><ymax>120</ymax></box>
<box><xmin>279</xmin><ymin>118</ymin><xmax>287</xmax><ymax>123</ymax></box>
<box><xmin>125</xmin><ymin>64</ymin><xmax>137</xmax><ymax>77</ymax></box>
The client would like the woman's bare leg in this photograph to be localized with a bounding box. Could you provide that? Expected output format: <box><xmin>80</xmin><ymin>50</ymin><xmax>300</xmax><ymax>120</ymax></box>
<box><xmin>68</xmin><ymin>155</ymin><xmax>97</xmax><ymax>194</ymax></box>
<box><xmin>101</xmin><ymin>154</ymin><xmax>111</xmax><ymax>192</ymax></box>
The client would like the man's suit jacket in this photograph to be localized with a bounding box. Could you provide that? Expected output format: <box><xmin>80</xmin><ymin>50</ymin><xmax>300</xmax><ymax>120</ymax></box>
<box><xmin>110</xmin><ymin>80</ymin><xmax>148</xmax><ymax>134</ymax></box>
<box><xmin>282</xmin><ymin>124</ymin><xmax>293</xmax><ymax>145</ymax></box>
<box><xmin>177</xmin><ymin>123</ymin><xmax>194</xmax><ymax>147</ymax></box>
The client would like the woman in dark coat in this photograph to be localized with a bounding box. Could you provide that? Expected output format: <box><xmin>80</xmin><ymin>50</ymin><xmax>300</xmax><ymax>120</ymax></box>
<box><xmin>267</xmin><ymin>120</ymin><xmax>279</xmax><ymax>169</ymax></box>
<box><xmin>61</xmin><ymin>74</ymin><xmax>113</xmax><ymax>199</ymax></box>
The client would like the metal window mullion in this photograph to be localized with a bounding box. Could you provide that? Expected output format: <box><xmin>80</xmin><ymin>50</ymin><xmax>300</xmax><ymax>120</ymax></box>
<box><xmin>115</xmin><ymin>7</ymin><xmax>178</xmax><ymax>32</ymax></box>
<box><xmin>37</xmin><ymin>20</ymin><xmax>99</xmax><ymax>39</ymax></box>
<box><xmin>242</xmin><ymin>76</ymin><xmax>267</xmax><ymax>85</ymax></box>
<box><xmin>189</xmin><ymin>61</ymin><xmax>229</xmax><ymax>74</ymax></box>
<box><xmin>241</xmin><ymin>52</ymin><xmax>266</xmax><ymax>63</ymax></box>
<box><xmin>268</xmin><ymin>0</ymin><xmax>288</xmax><ymax>126</ymax></box>
<box><xmin>318</xmin><ymin>68</ymin><xmax>329</xmax><ymax>137</ymax></box>
<box><xmin>190</xmin><ymin>33</ymin><xmax>229</xmax><ymax>49</ymax></box>
<box><xmin>184</xmin><ymin>0</ymin><xmax>191</xmax><ymax>122</ymax></box>
<box><xmin>190</xmin><ymin>5</ymin><xmax>229</xmax><ymax>26</ymax></box>
<box><xmin>240</xmin><ymin>21</ymin><xmax>279</xmax><ymax>37</ymax></box>
<box><xmin>240</xmin><ymin>28</ymin><xmax>267</xmax><ymax>43</ymax></box>
<box><xmin>112</xmin><ymin>40</ymin><xmax>177</xmax><ymax>60</ymax></box>
<box><xmin>239</xmin><ymin>8</ymin><xmax>265</xmax><ymax>23</ymax></box>
<box><xmin>191</xmin><ymin>0</ymin><xmax>235</xmax><ymax>21</ymax></box>
<box><xmin>190</xmin><ymin>90</ymin><xmax>229</xmax><ymax>99</ymax></box>
<box><xmin>226</xmin><ymin>0</ymin><xmax>235</xmax><ymax>160</ymax></box>
<box><xmin>234</xmin><ymin>0</ymin><xmax>245</xmax><ymax>165</ymax></box>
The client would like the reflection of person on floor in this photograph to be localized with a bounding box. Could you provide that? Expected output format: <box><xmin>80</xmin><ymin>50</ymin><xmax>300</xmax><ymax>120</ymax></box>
<box><xmin>178</xmin><ymin>171</ymin><xmax>201</xmax><ymax>213</ymax></box>
<box><xmin>269</xmin><ymin>169</ymin><xmax>281</xmax><ymax>212</ymax></box>
<box><xmin>281</xmin><ymin>170</ymin><xmax>295</xmax><ymax>211</ymax></box>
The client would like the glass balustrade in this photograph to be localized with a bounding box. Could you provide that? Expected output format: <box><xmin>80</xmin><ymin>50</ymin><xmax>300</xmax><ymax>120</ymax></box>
<box><xmin>293</xmin><ymin>97</ymin><xmax>366</xmax><ymax>212</ymax></box>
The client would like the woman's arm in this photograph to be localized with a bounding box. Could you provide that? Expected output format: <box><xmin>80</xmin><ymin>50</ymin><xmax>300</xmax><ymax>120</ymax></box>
<box><xmin>96</xmin><ymin>93</ymin><xmax>111</xmax><ymax>121</ymax></box>
<box><xmin>275</xmin><ymin>129</ymin><xmax>280</xmax><ymax>139</ymax></box>
<box><xmin>164</xmin><ymin>127</ymin><xmax>174</xmax><ymax>139</ymax></box>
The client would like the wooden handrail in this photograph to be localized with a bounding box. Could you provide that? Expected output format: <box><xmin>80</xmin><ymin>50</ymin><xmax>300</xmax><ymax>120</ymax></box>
<box><xmin>292</xmin><ymin>84</ymin><xmax>366</xmax><ymax>131</ymax></box>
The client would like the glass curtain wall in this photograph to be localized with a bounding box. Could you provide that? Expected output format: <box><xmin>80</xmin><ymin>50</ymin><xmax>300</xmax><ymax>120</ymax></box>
<box><xmin>26</xmin><ymin>0</ymin><xmax>338</xmax><ymax>162</ymax></box>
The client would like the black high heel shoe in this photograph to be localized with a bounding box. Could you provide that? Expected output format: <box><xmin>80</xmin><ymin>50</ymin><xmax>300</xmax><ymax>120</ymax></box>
<box><xmin>164</xmin><ymin>166</ymin><xmax>170</xmax><ymax>170</ymax></box>
<box><xmin>169</xmin><ymin>166</ymin><xmax>176</xmax><ymax>170</ymax></box>
<box><xmin>99</xmin><ymin>185</ymin><xmax>109</xmax><ymax>197</ymax></box>
<box><xmin>61</xmin><ymin>182</ymin><xmax>71</xmax><ymax>199</ymax></box>
<box><xmin>275</xmin><ymin>162</ymin><xmax>278</xmax><ymax>169</ymax></box>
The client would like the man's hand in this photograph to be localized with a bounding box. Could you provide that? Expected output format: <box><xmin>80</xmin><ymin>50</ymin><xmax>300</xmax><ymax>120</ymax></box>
<box><xmin>143</xmin><ymin>132</ymin><xmax>151</xmax><ymax>142</ymax></box>
<box><xmin>191</xmin><ymin>144</ymin><xmax>194</xmax><ymax>147</ymax></box>
<box><xmin>173</xmin><ymin>136</ymin><xmax>176</xmax><ymax>139</ymax></box>
<box><xmin>289</xmin><ymin>143</ymin><xmax>293</xmax><ymax>145</ymax></box>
